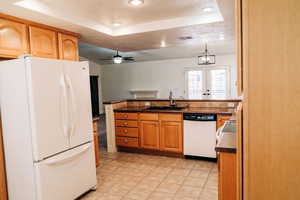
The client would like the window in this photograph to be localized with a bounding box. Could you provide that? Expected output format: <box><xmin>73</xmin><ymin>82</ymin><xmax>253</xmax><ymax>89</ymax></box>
<box><xmin>185</xmin><ymin>67</ymin><xmax>231</xmax><ymax>99</ymax></box>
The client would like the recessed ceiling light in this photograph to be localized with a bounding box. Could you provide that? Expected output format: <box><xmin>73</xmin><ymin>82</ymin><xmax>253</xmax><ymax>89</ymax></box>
<box><xmin>202</xmin><ymin>7</ymin><xmax>213</xmax><ymax>12</ymax></box>
<box><xmin>128</xmin><ymin>0</ymin><xmax>144</xmax><ymax>6</ymax></box>
<box><xmin>112</xmin><ymin>22</ymin><xmax>122</xmax><ymax>27</ymax></box>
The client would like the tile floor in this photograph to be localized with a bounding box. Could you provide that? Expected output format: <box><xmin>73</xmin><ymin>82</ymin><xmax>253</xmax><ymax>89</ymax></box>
<box><xmin>79</xmin><ymin>151</ymin><xmax>218</xmax><ymax>200</ymax></box>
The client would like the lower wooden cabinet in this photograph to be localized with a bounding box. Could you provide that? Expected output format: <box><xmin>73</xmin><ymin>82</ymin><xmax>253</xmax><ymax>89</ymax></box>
<box><xmin>218</xmin><ymin>152</ymin><xmax>237</xmax><ymax>200</ymax></box>
<box><xmin>160</xmin><ymin>121</ymin><xmax>183</xmax><ymax>153</ymax></box>
<box><xmin>115</xmin><ymin>112</ymin><xmax>183</xmax><ymax>154</ymax></box>
<box><xmin>140</xmin><ymin>121</ymin><xmax>160</xmax><ymax>150</ymax></box>
<box><xmin>93</xmin><ymin>121</ymin><xmax>100</xmax><ymax>167</ymax></box>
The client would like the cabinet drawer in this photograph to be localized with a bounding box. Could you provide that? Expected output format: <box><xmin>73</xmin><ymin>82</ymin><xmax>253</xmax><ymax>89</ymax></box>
<box><xmin>159</xmin><ymin>113</ymin><xmax>182</xmax><ymax>122</ymax></box>
<box><xmin>116</xmin><ymin>137</ymin><xmax>139</xmax><ymax>148</ymax></box>
<box><xmin>115</xmin><ymin>120</ymin><xmax>138</xmax><ymax>127</ymax></box>
<box><xmin>115</xmin><ymin>112</ymin><xmax>138</xmax><ymax>120</ymax></box>
<box><xmin>139</xmin><ymin>113</ymin><xmax>158</xmax><ymax>121</ymax></box>
<box><xmin>116</xmin><ymin>127</ymin><xmax>139</xmax><ymax>138</ymax></box>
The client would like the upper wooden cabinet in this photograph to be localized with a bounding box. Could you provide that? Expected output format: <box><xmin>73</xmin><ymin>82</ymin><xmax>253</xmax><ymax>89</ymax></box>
<box><xmin>0</xmin><ymin>18</ymin><xmax>28</xmax><ymax>58</ymax></box>
<box><xmin>140</xmin><ymin>121</ymin><xmax>160</xmax><ymax>150</ymax></box>
<box><xmin>58</xmin><ymin>33</ymin><xmax>79</xmax><ymax>61</ymax></box>
<box><xmin>0</xmin><ymin>14</ymin><xmax>79</xmax><ymax>60</ymax></box>
<box><xmin>29</xmin><ymin>26</ymin><xmax>58</xmax><ymax>59</ymax></box>
<box><xmin>160</xmin><ymin>121</ymin><xmax>182</xmax><ymax>153</ymax></box>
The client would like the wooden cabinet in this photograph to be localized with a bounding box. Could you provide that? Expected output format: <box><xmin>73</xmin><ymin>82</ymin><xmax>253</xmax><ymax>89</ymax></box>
<box><xmin>93</xmin><ymin>121</ymin><xmax>100</xmax><ymax>167</ymax></box>
<box><xmin>29</xmin><ymin>26</ymin><xmax>58</xmax><ymax>59</ymax></box>
<box><xmin>114</xmin><ymin>112</ymin><xmax>183</xmax><ymax>154</ymax></box>
<box><xmin>140</xmin><ymin>121</ymin><xmax>160</xmax><ymax>150</ymax></box>
<box><xmin>218</xmin><ymin>152</ymin><xmax>237</xmax><ymax>200</ymax></box>
<box><xmin>115</xmin><ymin>112</ymin><xmax>138</xmax><ymax>120</ymax></box>
<box><xmin>0</xmin><ymin>119</ymin><xmax>7</xmax><ymax>200</ymax></box>
<box><xmin>217</xmin><ymin>114</ymin><xmax>232</xmax><ymax>129</ymax></box>
<box><xmin>58</xmin><ymin>33</ymin><xmax>79</xmax><ymax>61</ymax></box>
<box><xmin>115</xmin><ymin>112</ymin><xmax>140</xmax><ymax>148</ymax></box>
<box><xmin>0</xmin><ymin>14</ymin><xmax>79</xmax><ymax>60</ymax></box>
<box><xmin>160</xmin><ymin>121</ymin><xmax>182</xmax><ymax>153</ymax></box>
<box><xmin>0</xmin><ymin>18</ymin><xmax>28</xmax><ymax>58</ymax></box>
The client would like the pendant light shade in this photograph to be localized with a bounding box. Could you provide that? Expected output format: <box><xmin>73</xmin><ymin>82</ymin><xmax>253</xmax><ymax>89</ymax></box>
<box><xmin>198</xmin><ymin>44</ymin><xmax>216</xmax><ymax>65</ymax></box>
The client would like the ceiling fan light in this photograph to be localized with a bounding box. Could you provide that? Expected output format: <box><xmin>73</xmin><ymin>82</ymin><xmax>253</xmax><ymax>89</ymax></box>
<box><xmin>113</xmin><ymin>56</ymin><xmax>123</xmax><ymax>64</ymax></box>
<box><xmin>129</xmin><ymin>0</ymin><xmax>144</xmax><ymax>6</ymax></box>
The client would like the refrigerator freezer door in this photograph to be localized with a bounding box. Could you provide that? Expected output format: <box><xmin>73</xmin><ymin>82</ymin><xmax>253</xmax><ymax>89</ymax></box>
<box><xmin>63</xmin><ymin>61</ymin><xmax>93</xmax><ymax>148</ymax></box>
<box><xmin>26</xmin><ymin>58</ymin><xmax>70</xmax><ymax>161</ymax></box>
<box><xmin>34</xmin><ymin>142</ymin><xmax>97</xmax><ymax>200</ymax></box>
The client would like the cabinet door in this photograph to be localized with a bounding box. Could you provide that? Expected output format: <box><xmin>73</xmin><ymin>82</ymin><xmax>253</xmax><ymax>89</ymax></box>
<box><xmin>160</xmin><ymin>121</ymin><xmax>183</xmax><ymax>153</ymax></box>
<box><xmin>0</xmin><ymin>18</ymin><xmax>28</xmax><ymax>58</ymax></box>
<box><xmin>140</xmin><ymin>121</ymin><xmax>160</xmax><ymax>150</ymax></box>
<box><xmin>29</xmin><ymin>26</ymin><xmax>58</xmax><ymax>59</ymax></box>
<box><xmin>58</xmin><ymin>33</ymin><xmax>79</xmax><ymax>61</ymax></box>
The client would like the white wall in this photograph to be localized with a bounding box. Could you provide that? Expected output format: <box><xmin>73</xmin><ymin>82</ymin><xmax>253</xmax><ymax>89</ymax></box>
<box><xmin>80</xmin><ymin>57</ymin><xmax>104</xmax><ymax>114</ymax></box>
<box><xmin>101</xmin><ymin>54</ymin><xmax>237</xmax><ymax>101</ymax></box>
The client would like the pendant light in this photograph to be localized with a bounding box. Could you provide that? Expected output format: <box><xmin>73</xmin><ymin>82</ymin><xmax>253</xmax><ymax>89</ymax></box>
<box><xmin>198</xmin><ymin>44</ymin><xmax>216</xmax><ymax>65</ymax></box>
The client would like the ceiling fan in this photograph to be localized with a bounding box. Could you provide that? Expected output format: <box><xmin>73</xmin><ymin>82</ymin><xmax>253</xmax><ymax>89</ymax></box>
<box><xmin>100</xmin><ymin>50</ymin><xmax>135</xmax><ymax>64</ymax></box>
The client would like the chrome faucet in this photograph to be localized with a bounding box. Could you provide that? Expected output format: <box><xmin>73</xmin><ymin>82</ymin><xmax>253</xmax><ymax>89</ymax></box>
<box><xmin>169</xmin><ymin>90</ymin><xmax>176</xmax><ymax>106</ymax></box>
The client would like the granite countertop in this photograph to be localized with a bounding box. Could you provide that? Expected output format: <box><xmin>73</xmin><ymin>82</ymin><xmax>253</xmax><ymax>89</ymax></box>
<box><xmin>104</xmin><ymin>98</ymin><xmax>242</xmax><ymax>104</ymax></box>
<box><xmin>215</xmin><ymin>121</ymin><xmax>237</xmax><ymax>153</ymax></box>
<box><xmin>113</xmin><ymin>106</ymin><xmax>235</xmax><ymax>115</ymax></box>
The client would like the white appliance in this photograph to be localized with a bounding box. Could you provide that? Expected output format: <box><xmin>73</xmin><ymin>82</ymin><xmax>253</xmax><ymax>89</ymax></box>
<box><xmin>0</xmin><ymin>57</ymin><xmax>97</xmax><ymax>200</ymax></box>
<box><xmin>183</xmin><ymin>113</ymin><xmax>217</xmax><ymax>158</ymax></box>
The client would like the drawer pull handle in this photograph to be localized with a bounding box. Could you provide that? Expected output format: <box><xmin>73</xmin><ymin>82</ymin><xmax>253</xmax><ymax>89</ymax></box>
<box><xmin>123</xmin><ymin>122</ymin><xmax>128</xmax><ymax>126</ymax></box>
<box><xmin>124</xmin><ymin>129</ymin><xmax>128</xmax><ymax>133</ymax></box>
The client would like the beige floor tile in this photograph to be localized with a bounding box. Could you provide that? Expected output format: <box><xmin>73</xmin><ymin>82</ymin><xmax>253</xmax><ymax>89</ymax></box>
<box><xmin>169</xmin><ymin>168</ymin><xmax>191</xmax><ymax>177</ymax></box>
<box><xmin>78</xmin><ymin>151</ymin><xmax>217</xmax><ymax>200</ymax></box>
<box><xmin>183</xmin><ymin>177</ymin><xmax>206</xmax><ymax>187</ymax></box>
<box><xmin>124</xmin><ymin>188</ymin><xmax>152</xmax><ymax>200</ymax></box>
<box><xmin>173</xmin><ymin>194</ymin><xmax>199</xmax><ymax>200</ymax></box>
<box><xmin>155</xmin><ymin>182</ymin><xmax>181</xmax><ymax>194</ymax></box>
<box><xmin>147</xmin><ymin>191</ymin><xmax>174</xmax><ymax>200</ymax></box>
<box><xmin>188</xmin><ymin>169</ymin><xmax>210</xmax><ymax>179</ymax></box>
<box><xmin>162</xmin><ymin>174</ymin><xmax>186</xmax><ymax>184</ymax></box>
<box><xmin>176</xmin><ymin>185</ymin><xmax>202</xmax><ymax>198</ymax></box>
<box><xmin>96</xmin><ymin>193</ymin><xmax>123</xmax><ymax>200</ymax></box>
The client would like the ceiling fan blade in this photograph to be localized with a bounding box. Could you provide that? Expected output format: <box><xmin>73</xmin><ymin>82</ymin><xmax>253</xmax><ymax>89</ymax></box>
<box><xmin>123</xmin><ymin>57</ymin><xmax>135</xmax><ymax>61</ymax></box>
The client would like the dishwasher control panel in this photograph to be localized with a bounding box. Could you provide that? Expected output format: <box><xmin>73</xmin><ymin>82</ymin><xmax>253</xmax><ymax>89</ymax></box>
<box><xmin>183</xmin><ymin>113</ymin><xmax>216</xmax><ymax>121</ymax></box>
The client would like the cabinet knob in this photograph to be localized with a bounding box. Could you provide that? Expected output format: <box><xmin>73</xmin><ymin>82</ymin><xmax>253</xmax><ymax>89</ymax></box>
<box><xmin>124</xmin><ymin>129</ymin><xmax>128</xmax><ymax>133</ymax></box>
<box><xmin>123</xmin><ymin>122</ymin><xmax>128</xmax><ymax>126</ymax></box>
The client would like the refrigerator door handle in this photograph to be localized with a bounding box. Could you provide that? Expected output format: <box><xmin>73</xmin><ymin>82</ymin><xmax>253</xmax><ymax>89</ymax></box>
<box><xmin>65</xmin><ymin>75</ymin><xmax>77</xmax><ymax>140</ymax></box>
<box><xmin>44</xmin><ymin>143</ymin><xmax>91</xmax><ymax>165</ymax></box>
<box><xmin>59</xmin><ymin>74</ymin><xmax>69</xmax><ymax>145</ymax></box>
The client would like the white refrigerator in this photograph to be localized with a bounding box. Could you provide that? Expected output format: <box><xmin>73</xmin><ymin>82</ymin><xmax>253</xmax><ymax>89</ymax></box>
<box><xmin>0</xmin><ymin>57</ymin><xmax>97</xmax><ymax>200</ymax></box>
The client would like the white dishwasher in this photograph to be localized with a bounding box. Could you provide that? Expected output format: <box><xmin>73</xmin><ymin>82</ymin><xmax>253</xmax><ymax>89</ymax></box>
<box><xmin>183</xmin><ymin>113</ymin><xmax>217</xmax><ymax>158</ymax></box>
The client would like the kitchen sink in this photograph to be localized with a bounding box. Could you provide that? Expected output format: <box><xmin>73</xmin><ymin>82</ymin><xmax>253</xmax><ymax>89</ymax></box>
<box><xmin>146</xmin><ymin>106</ymin><xmax>186</xmax><ymax>110</ymax></box>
